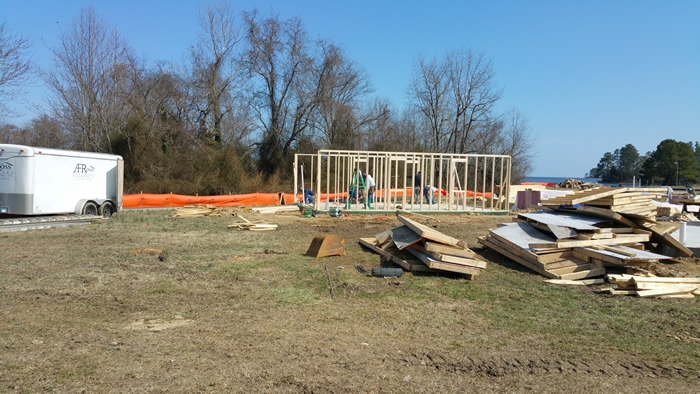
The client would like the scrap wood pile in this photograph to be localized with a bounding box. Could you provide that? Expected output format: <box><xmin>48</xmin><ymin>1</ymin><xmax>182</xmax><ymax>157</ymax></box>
<box><xmin>556</xmin><ymin>178</ymin><xmax>601</xmax><ymax>190</ymax></box>
<box><xmin>479</xmin><ymin>209</ymin><xmax>680</xmax><ymax>281</ymax></box>
<box><xmin>171</xmin><ymin>204</ymin><xmax>219</xmax><ymax>217</ymax></box>
<box><xmin>542</xmin><ymin>186</ymin><xmax>667</xmax><ymax>221</ymax></box>
<box><xmin>602</xmin><ymin>274</ymin><xmax>700</xmax><ymax>298</ymax></box>
<box><xmin>540</xmin><ymin>186</ymin><xmax>693</xmax><ymax>257</ymax></box>
<box><xmin>359</xmin><ymin>215</ymin><xmax>486</xmax><ymax>280</ymax></box>
<box><xmin>227</xmin><ymin>215</ymin><xmax>277</xmax><ymax>231</ymax></box>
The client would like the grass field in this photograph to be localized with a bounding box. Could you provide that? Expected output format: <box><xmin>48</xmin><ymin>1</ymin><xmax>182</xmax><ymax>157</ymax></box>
<box><xmin>0</xmin><ymin>210</ymin><xmax>698</xmax><ymax>392</ymax></box>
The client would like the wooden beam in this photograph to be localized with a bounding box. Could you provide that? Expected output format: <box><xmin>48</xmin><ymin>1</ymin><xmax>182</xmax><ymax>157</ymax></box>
<box><xmin>397</xmin><ymin>215</ymin><xmax>465</xmax><ymax>247</ymax></box>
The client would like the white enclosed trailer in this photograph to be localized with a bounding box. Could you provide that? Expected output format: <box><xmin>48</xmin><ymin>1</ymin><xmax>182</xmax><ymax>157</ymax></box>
<box><xmin>0</xmin><ymin>144</ymin><xmax>123</xmax><ymax>217</ymax></box>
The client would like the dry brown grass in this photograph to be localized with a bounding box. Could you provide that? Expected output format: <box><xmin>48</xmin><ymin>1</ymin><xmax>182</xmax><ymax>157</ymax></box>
<box><xmin>0</xmin><ymin>210</ymin><xmax>698</xmax><ymax>392</ymax></box>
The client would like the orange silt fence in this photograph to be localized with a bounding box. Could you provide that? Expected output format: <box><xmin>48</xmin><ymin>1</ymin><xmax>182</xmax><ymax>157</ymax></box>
<box><xmin>123</xmin><ymin>188</ymin><xmax>492</xmax><ymax>209</ymax></box>
<box><xmin>123</xmin><ymin>193</ymin><xmax>282</xmax><ymax>208</ymax></box>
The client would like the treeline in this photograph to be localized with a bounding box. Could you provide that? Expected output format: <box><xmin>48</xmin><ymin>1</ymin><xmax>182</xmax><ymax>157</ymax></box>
<box><xmin>0</xmin><ymin>6</ymin><xmax>533</xmax><ymax>194</ymax></box>
<box><xmin>587</xmin><ymin>139</ymin><xmax>700</xmax><ymax>185</ymax></box>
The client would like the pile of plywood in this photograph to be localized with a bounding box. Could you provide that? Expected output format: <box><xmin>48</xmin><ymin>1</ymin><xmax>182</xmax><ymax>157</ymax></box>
<box><xmin>171</xmin><ymin>205</ymin><xmax>219</xmax><ymax>217</ymax></box>
<box><xmin>602</xmin><ymin>274</ymin><xmax>700</xmax><ymax>298</ymax></box>
<box><xmin>359</xmin><ymin>215</ymin><xmax>486</xmax><ymax>280</ymax></box>
<box><xmin>478</xmin><ymin>210</ymin><xmax>677</xmax><ymax>280</ymax></box>
<box><xmin>542</xmin><ymin>187</ymin><xmax>666</xmax><ymax>221</ymax></box>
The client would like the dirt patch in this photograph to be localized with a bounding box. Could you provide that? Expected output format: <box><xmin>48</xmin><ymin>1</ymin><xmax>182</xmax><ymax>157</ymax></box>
<box><xmin>123</xmin><ymin>315</ymin><xmax>194</xmax><ymax>332</ymax></box>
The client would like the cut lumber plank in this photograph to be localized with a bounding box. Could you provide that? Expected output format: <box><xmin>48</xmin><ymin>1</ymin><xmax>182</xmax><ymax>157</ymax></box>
<box><xmin>631</xmin><ymin>277</ymin><xmax>700</xmax><ymax>284</ymax></box>
<box><xmin>544</xmin><ymin>278</ymin><xmax>605</xmax><ymax>286</ymax></box>
<box><xmin>423</xmin><ymin>241</ymin><xmax>474</xmax><ymax>258</ymax></box>
<box><xmin>479</xmin><ymin>236</ymin><xmax>559</xmax><ymax>278</ymax></box>
<box><xmin>409</xmin><ymin>244</ymin><xmax>486</xmax><ymax>268</ymax></box>
<box><xmin>405</xmin><ymin>247</ymin><xmax>481</xmax><ymax>277</ymax></box>
<box><xmin>571</xmin><ymin>206</ymin><xmax>638</xmax><ymax>228</ymax></box>
<box><xmin>397</xmin><ymin>215</ymin><xmax>465</xmax><ymax>247</ymax></box>
<box><xmin>636</xmin><ymin>285</ymin><xmax>697</xmax><ymax>297</ymax></box>
<box><xmin>529</xmin><ymin>233</ymin><xmax>650</xmax><ymax>249</ymax></box>
<box><xmin>358</xmin><ymin>237</ymin><xmax>438</xmax><ymax>273</ymax></box>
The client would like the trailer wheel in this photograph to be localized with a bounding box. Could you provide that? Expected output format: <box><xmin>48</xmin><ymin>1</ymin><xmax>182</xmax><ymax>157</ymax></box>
<box><xmin>82</xmin><ymin>201</ymin><xmax>98</xmax><ymax>216</ymax></box>
<box><xmin>99</xmin><ymin>202</ymin><xmax>114</xmax><ymax>218</ymax></box>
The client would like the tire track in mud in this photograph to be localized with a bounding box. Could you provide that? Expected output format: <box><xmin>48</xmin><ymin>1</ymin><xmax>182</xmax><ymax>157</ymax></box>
<box><xmin>392</xmin><ymin>352</ymin><xmax>700</xmax><ymax>379</ymax></box>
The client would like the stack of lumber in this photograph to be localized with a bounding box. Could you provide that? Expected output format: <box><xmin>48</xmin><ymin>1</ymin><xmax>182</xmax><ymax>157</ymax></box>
<box><xmin>227</xmin><ymin>215</ymin><xmax>278</xmax><ymax>231</ymax></box>
<box><xmin>479</xmin><ymin>210</ymin><xmax>675</xmax><ymax>280</ymax></box>
<box><xmin>556</xmin><ymin>178</ymin><xmax>600</xmax><ymax>189</ymax></box>
<box><xmin>171</xmin><ymin>205</ymin><xmax>219</xmax><ymax>217</ymax></box>
<box><xmin>603</xmin><ymin>274</ymin><xmax>700</xmax><ymax>298</ymax></box>
<box><xmin>251</xmin><ymin>205</ymin><xmax>300</xmax><ymax>214</ymax></box>
<box><xmin>359</xmin><ymin>215</ymin><xmax>486</xmax><ymax>280</ymax></box>
<box><xmin>541</xmin><ymin>187</ymin><xmax>666</xmax><ymax>221</ymax></box>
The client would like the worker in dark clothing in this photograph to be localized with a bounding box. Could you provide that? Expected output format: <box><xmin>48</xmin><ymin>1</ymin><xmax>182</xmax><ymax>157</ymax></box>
<box><xmin>414</xmin><ymin>171</ymin><xmax>422</xmax><ymax>203</ymax></box>
<box><xmin>300</xmin><ymin>188</ymin><xmax>315</xmax><ymax>204</ymax></box>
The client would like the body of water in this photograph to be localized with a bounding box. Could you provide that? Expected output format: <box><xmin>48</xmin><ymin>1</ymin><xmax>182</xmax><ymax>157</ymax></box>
<box><xmin>523</xmin><ymin>176</ymin><xmax>640</xmax><ymax>187</ymax></box>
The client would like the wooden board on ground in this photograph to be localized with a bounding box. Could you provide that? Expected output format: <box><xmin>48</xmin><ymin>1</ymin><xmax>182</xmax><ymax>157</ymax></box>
<box><xmin>423</xmin><ymin>241</ymin><xmax>475</xmax><ymax>258</ymax></box>
<box><xmin>397</xmin><ymin>215</ymin><xmax>465</xmax><ymax>248</ymax></box>
<box><xmin>405</xmin><ymin>247</ymin><xmax>481</xmax><ymax>278</ymax></box>
<box><xmin>574</xmin><ymin>245</ymin><xmax>669</xmax><ymax>266</ymax></box>
<box><xmin>409</xmin><ymin>243</ymin><xmax>486</xmax><ymax>269</ymax></box>
<box><xmin>529</xmin><ymin>232</ymin><xmax>650</xmax><ymax>249</ymax></box>
<box><xmin>358</xmin><ymin>237</ymin><xmax>437</xmax><ymax>273</ymax></box>
<box><xmin>544</xmin><ymin>278</ymin><xmax>605</xmax><ymax>286</ymax></box>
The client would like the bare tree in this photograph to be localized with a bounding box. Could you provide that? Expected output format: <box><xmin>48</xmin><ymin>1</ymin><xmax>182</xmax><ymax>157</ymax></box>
<box><xmin>0</xmin><ymin>21</ymin><xmax>32</xmax><ymax>115</ymax></box>
<box><xmin>410</xmin><ymin>56</ymin><xmax>449</xmax><ymax>151</ymax></box>
<box><xmin>410</xmin><ymin>49</ymin><xmax>501</xmax><ymax>154</ymax></box>
<box><xmin>242</xmin><ymin>11</ymin><xmax>321</xmax><ymax>176</ymax></box>
<box><xmin>44</xmin><ymin>7</ymin><xmax>131</xmax><ymax>152</ymax></box>
<box><xmin>497</xmin><ymin>108</ymin><xmax>534</xmax><ymax>183</ymax></box>
<box><xmin>189</xmin><ymin>3</ymin><xmax>247</xmax><ymax>145</ymax></box>
<box><xmin>312</xmin><ymin>42</ymin><xmax>373</xmax><ymax>148</ymax></box>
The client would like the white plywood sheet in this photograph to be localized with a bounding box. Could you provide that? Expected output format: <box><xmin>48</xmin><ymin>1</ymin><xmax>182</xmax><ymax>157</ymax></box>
<box><xmin>490</xmin><ymin>222</ymin><xmax>555</xmax><ymax>252</ymax></box>
<box><xmin>518</xmin><ymin>210</ymin><xmax>607</xmax><ymax>231</ymax></box>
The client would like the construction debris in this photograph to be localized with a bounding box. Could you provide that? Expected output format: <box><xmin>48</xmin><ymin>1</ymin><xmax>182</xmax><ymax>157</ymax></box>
<box><xmin>306</xmin><ymin>234</ymin><xmax>346</xmax><ymax>258</ymax></box>
<box><xmin>227</xmin><ymin>215</ymin><xmax>278</xmax><ymax>231</ymax></box>
<box><xmin>359</xmin><ymin>215</ymin><xmax>486</xmax><ymax>279</ymax></box>
<box><xmin>541</xmin><ymin>187</ymin><xmax>667</xmax><ymax>221</ymax></box>
<box><xmin>602</xmin><ymin>274</ymin><xmax>700</xmax><ymax>298</ymax></box>
<box><xmin>479</xmin><ymin>206</ymin><xmax>683</xmax><ymax>281</ymax></box>
<box><xmin>171</xmin><ymin>204</ymin><xmax>219</xmax><ymax>217</ymax></box>
<box><xmin>556</xmin><ymin>178</ymin><xmax>601</xmax><ymax>189</ymax></box>
<box><xmin>251</xmin><ymin>205</ymin><xmax>301</xmax><ymax>214</ymax></box>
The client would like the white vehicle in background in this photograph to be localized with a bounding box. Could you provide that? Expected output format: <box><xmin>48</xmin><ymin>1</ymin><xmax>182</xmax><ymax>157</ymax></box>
<box><xmin>0</xmin><ymin>144</ymin><xmax>123</xmax><ymax>218</ymax></box>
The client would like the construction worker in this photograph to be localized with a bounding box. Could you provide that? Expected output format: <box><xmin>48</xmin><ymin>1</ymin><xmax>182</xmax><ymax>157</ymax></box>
<box><xmin>364</xmin><ymin>173</ymin><xmax>375</xmax><ymax>204</ymax></box>
<box><xmin>300</xmin><ymin>188</ymin><xmax>315</xmax><ymax>204</ymax></box>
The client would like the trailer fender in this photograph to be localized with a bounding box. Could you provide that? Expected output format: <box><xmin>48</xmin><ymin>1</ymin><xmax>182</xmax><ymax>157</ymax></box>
<box><xmin>75</xmin><ymin>199</ymin><xmax>99</xmax><ymax>216</ymax></box>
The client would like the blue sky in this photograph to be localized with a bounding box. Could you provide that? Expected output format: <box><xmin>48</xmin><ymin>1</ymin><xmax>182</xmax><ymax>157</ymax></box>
<box><xmin>2</xmin><ymin>0</ymin><xmax>698</xmax><ymax>177</ymax></box>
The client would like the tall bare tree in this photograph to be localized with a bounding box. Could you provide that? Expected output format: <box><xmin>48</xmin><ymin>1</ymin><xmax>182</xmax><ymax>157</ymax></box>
<box><xmin>0</xmin><ymin>21</ymin><xmax>32</xmax><ymax>116</ymax></box>
<box><xmin>410</xmin><ymin>49</ymin><xmax>501</xmax><ymax>154</ymax></box>
<box><xmin>410</xmin><ymin>56</ymin><xmax>449</xmax><ymax>151</ymax></box>
<box><xmin>311</xmin><ymin>43</ymin><xmax>373</xmax><ymax>148</ymax></box>
<box><xmin>189</xmin><ymin>3</ymin><xmax>247</xmax><ymax>145</ymax></box>
<box><xmin>44</xmin><ymin>7</ymin><xmax>131</xmax><ymax>152</ymax></box>
<box><xmin>242</xmin><ymin>11</ymin><xmax>321</xmax><ymax>176</ymax></box>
